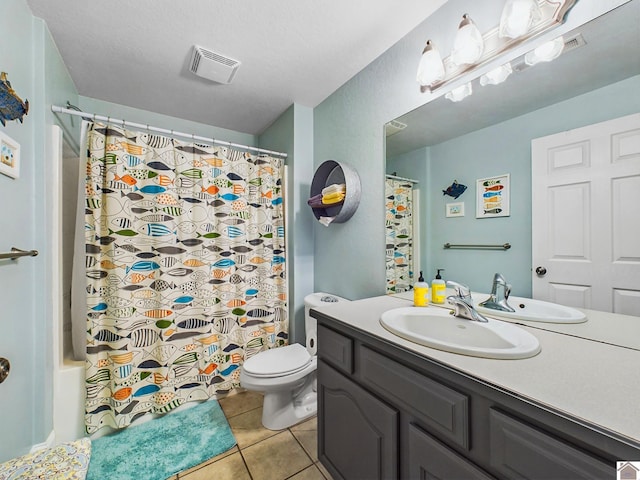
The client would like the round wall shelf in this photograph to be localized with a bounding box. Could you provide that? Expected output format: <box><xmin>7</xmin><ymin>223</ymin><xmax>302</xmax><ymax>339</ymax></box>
<box><xmin>309</xmin><ymin>160</ymin><xmax>361</xmax><ymax>224</ymax></box>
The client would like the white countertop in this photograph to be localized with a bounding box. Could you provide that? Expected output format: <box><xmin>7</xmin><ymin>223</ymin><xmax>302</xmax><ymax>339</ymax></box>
<box><xmin>313</xmin><ymin>294</ymin><xmax>640</xmax><ymax>445</ymax></box>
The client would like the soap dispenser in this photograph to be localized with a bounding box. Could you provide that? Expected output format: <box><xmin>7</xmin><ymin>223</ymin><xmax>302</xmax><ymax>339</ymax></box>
<box><xmin>413</xmin><ymin>271</ymin><xmax>429</xmax><ymax>307</ymax></box>
<box><xmin>431</xmin><ymin>269</ymin><xmax>446</xmax><ymax>304</ymax></box>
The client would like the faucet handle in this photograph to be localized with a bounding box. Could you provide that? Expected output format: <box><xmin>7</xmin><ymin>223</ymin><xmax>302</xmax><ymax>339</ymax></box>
<box><xmin>446</xmin><ymin>280</ymin><xmax>471</xmax><ymax>300</ymax></box>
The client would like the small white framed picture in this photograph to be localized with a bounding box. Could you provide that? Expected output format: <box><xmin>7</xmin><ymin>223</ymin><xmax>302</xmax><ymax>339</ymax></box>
<box><xmin>446</xmin><ymin>202</ymin><xmax>464</xmax><ymax>217</ymax></box>
<box><xmin>0</xmin><ymin>131</ymin><xmax>20</xmax><ymax>179</ymax></box>
<box><xmin>476</xmin><ymin>173</ymin><xmax>509</xmax><ymax>218</ymax></box>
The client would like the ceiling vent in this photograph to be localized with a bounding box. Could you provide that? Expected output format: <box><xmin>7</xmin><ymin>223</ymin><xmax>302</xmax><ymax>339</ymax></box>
<box><xmin>189</xmin><ymin>45</ymin><xmax>241</xmax><ymax>84</ymax></box>
<box><xmin>385</xmin><ymin>119</ymin><xmax>408</xmax><ymax>137</ymax></box>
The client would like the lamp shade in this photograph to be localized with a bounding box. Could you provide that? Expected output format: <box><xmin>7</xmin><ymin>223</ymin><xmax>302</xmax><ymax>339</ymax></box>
<box><xmin>416</xmin><ymin>41</ymin><xmax>445</xmax><ymax>86</ymax></box>
<box><xmin>480</xmin><ymin>63</ymin><xmax>513</xmax><ymax>86</ymax></box>
<box><xmin>451</xmin><ymin>15</ymin><xmax>484</xmax><ymax>66</ymax></box>
<box><xmin>445</xmin><ymin>82</ymin><xmax>473</xmax><ymax>102</ymax></box>
<box><xmin>499</xmin><ymin>0</ymin><xmax>542</xmax><ymax>39</ymax></box>
<box><xmin>525</xmin><ymin>36</ymin><xmax>565</xmax><ymax>65</ymax></box>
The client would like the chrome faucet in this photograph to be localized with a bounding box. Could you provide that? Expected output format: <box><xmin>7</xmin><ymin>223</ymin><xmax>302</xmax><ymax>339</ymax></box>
<box><xmin>446</xmin><ymin>281</ymin><xmax>489</xmax><ymax>323</ymax></box>
<box><xmin>479</xmin><ymin>273</ymin><xmax>515</xmax><ymax>313</ymax></box>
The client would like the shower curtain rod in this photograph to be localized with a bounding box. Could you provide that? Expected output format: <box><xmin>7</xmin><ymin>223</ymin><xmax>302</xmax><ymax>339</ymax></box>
<box><xmin>51</xmin><ymin>105</ymin><xmax>288</xmax><ymax>158</ymax></box>
<box><xmin>386</xmin><ymin>173</ymin><xmax>419</xmax><ymax>184</ymax></box>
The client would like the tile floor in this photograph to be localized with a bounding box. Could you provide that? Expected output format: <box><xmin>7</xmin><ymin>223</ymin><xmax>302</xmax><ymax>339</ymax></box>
<box><xmin>168</xmin><ymin>390</ymin><xmax>332</xmax><ymax>480</ymax></box>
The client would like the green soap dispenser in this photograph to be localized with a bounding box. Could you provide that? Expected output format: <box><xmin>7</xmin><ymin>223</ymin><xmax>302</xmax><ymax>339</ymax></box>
<box><xmin>431</xmin><ymin>269</ymin><xmax>446</xmax><ymax>304</ymax></box>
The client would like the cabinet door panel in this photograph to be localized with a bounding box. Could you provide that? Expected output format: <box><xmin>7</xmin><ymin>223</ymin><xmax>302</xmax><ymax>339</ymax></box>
<box><xmin>360</xmin><ymin>346</ymin><xmax>469</xmax><ymax>449</ymax></box>
<box><xmin>489</xmin><ymin>409</ymin><xmax>613</xmax><ymax>479</ymax></box>
<box><xmin>318</xmin><ymin>360</ymin><xmax>398</xmax><ymax>480</ymax></box>
<box><xmin>408</xmin><ymin>423</ymin><xmax>495</xmax><ymax>480</ymax></box>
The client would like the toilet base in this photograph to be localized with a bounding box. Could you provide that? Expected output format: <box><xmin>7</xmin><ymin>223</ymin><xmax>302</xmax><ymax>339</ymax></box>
<box><xmin>261</xmin><ymin>375</ymin><xmax>317</xmax><ymax>430</ymax></box>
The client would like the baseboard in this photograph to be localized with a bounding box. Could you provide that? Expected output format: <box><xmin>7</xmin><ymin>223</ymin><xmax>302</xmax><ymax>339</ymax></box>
<box><xmin>30</xmin><ymin>430</ymin><xmax>55</xmax><ymax>453</ymax></box>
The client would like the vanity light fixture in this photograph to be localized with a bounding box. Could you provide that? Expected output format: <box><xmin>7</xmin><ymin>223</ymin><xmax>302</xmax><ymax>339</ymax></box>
<box><xmin>524</xmin><ymin>36</ymin><xmax>565</xmax><ymax>65</ymax></box>
<box><xmin>445</xmin><ymin>82</ymin><xmax>473</xmax><ymax>102</ymax></box>
<box><xmin>499</xmin><ymin>0</ymin><xmax>542</xmax><ymax>39</ymax></box>
<box><xmin>416</xmin><ymin>40</ymin><xmax>445</xmax><ymax>87</ymax></box>
<box><xmin>416</xmin><ymin>0</ymin><xmax>576</xmax><ymax>93</ymax></box>
<box><xmin>451</xmin><ymin>14</ymin><xmax>485</xmax><ymax>66</ymax></box>
<box><xmin>479</xmin><ymin>63</ymin><xmax>513</xmax><ymax>86</ymax></box>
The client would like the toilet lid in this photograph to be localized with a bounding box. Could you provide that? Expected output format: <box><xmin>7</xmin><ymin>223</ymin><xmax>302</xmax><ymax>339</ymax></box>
<box><xmin>243</xmin><ymin>344</ymin><xmax>312</xmax><ymax>377</ymax></box>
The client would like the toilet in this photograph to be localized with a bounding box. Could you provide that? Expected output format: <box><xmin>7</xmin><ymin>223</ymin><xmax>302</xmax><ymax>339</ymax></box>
<box><xmin>239</xmin><ymin>292</ymin><xmax>349</xmax><ymax>430</ymax></box>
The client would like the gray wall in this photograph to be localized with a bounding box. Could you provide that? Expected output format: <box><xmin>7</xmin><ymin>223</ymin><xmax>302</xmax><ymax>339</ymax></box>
<box><xmin>313</xmin><ymin>0</ymin><xmax>629</xmax><ymax>300</ymax></box>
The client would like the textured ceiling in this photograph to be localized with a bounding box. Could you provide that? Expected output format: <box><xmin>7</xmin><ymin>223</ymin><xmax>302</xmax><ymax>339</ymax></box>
<box><xmin>26</xmin><ymin>0</ymin><xmax>448</xmax><ymax>134</ymax></box>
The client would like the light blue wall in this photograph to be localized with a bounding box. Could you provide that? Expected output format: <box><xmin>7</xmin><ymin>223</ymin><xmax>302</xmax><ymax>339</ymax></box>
<box><xmin>78</xmin><ymin>97</ymin><xmax>256</xmax><ymax>146</ymax></box>
<box><xmin>259</xmin><ymin>105</ymin><xmax>315</xmax><ymax>345</ymax></box>
<box><xmin>0</xmin><ymin>0</ymin><xmax>79</xmax><ymax>461</ymax></box>
<box><xmin>314</xmin><ymin>0</ymin><xmax>630</xmax><ymax>300</ymax></box>
<box><xmin>426</xmin><ymin>75</ymin><xmax>640</xmax><ymax>296</ymax></box>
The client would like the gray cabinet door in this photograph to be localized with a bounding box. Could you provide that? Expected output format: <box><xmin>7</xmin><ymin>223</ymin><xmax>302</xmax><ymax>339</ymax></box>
<box><xmin>408</xmin><ymin>423</ymin><xmax>495</xmax><ymax>480</ymax></box>
<box><xmin>318</xmin><ymin>360</ymin><xmax>399</xmax><ymax>480</ymax></box>
<box><xmin>489</xmin><ymin>409</ymin><xmax>613</xmax><ymax>479</ymax></box>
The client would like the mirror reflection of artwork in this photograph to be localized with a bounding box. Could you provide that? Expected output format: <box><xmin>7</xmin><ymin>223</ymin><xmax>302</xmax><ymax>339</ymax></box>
<box><xmin>0</xmin><ymin>131</ymin><xmax>20</xmax><ymax>179</ymax></box>
<box><xmin>476</xmin><ymin>174</ymin><xmax>510</xmax><ymax>218</ymax></box>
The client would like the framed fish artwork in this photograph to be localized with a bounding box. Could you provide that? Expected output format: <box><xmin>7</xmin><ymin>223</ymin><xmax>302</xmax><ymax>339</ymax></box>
<box><xmin>0</xmin><ymin>130</ymin><xmax>20</xmax><ymax>179</ymax></box>
<box><xmin>476</xmin><ymin>173</ymin><xmax>510</xmax><ymax>218</ymax></box>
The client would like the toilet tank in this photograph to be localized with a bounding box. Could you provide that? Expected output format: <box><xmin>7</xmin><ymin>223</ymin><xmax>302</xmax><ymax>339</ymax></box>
<box><xmin>304</xmin><ymin>292</ymin><xmax>350</xmax><ymax>356</ymax></box>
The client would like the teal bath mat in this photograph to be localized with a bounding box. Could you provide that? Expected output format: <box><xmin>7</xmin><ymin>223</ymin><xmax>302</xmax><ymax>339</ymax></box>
<box><xmin>87</xmin><ymin>399</ymin><xmax>236</xmax><ymax>480</ymax></box>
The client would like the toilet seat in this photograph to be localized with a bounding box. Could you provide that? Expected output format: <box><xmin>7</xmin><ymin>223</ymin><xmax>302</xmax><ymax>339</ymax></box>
<box><xmin>243</xmin><ymin>344</ymin><xmax>311</xmax><ymax>378</ymax></box>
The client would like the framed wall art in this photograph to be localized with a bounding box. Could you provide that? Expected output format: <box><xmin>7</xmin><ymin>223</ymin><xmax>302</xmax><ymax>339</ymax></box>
<box><xmin>445</xmin><ymin>202</ymin><xmax>465</xmax><ymax>218</ymax></box>
<box><xmin>0</xmin><ymin>130</ymin><xmax>20</xmax><ymax>179</ymax></box>
<box><xmin>476</xmin><ymin>173</ymin><xmax>509</xmax><ymax>218</ymax></box>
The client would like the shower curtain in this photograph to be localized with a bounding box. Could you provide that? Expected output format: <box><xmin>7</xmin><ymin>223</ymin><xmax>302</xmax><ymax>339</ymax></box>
<box><xmin>385</xmin><ymin>177</ymin><xmax>415</xmax><ymax>293</ymax></box>
<box><xmin>78</xmin><ymin>122</ymin><xmax>287</xmax><ymax>432</ymax></box>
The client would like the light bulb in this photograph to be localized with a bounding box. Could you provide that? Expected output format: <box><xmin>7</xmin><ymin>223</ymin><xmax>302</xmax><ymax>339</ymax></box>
<box><xmin>445</xmin><ymin>82</ymin><xmax>473</xmax><ymax>102</ymax></box>
<box><xmin>416</xmin><ymin>40</ymin><xmax>445</xmax><ymax>86</ymax></box>
<box><xmin>525</xmin><ymin>36</ymin><xmax>565</xmax><ymax>65</ymax></box>
<box><xmin>499</xmin><ymin>0</ymin><xmax>542</xmax><ymax>39</ymax></box>
<box><xmin>480</xmin><ymin>63</ymin><xmax>513</xmax><ymax>86</ymax></box>
<box><xmin>451</xmin><ymin>15</ymin><xmax>485</xmax><ymax>66</ymax></box>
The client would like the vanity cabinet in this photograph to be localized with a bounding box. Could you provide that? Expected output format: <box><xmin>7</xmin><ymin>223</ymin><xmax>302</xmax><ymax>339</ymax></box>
<box><xmin>315</xmin><ymin>319</ymin><xmax>639</xmax><ymax>480</ymax></box>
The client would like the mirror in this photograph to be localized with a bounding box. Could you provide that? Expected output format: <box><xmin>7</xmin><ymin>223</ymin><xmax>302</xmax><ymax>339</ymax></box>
<box><xmin>385</xmin><ymin>2</ymin><xmax>640</xmax><ymax>346</ymax></box>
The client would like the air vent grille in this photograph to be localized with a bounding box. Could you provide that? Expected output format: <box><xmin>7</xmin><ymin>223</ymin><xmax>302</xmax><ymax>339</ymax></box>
<box><xmin>385</xmin><ymin>119</ymin><xmax>408</xmax><ymax>137</ymax></box>
<box><xmin>189</xmin><ymin>45</ymin><xmax>241</xmax><ymax>84</ymax></box>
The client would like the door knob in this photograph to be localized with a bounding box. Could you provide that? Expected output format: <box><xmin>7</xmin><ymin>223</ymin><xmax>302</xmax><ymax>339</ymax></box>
<box><xmin>535</xmin><ymin>266</ymin><xmax>547</xmax><ymax>276</ymax></box>
<box><xmin>0</xmin><ymin>358</ymin><xmax>9</xmax><ymax>384</ymax></box>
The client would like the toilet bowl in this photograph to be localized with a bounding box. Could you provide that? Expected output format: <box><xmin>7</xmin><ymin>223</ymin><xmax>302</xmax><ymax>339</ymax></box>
<box><xmin>239</xmin><ymin>292</ymin><xmax>349</xmax><ymax>430</ymax></box>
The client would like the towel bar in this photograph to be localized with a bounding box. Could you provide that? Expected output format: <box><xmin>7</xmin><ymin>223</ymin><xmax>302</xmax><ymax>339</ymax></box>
<box><xmin>0</xmin><ymin>248</ymin><xmax>39</xmax><ymax>260</ymax></box>
<box><xmin>444</xmin><ymin>243</ymin><xmax>511</xmax><ymax>250</ymax></box>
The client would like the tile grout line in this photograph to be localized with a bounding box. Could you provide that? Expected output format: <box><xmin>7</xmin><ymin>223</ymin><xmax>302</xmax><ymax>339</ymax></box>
<box><xmin>237</xmin><ymin>446</ymin><xmax>255</xmax><ymax>480</ymax></box>
<box><xmin>288</xmin><ymin>426</ymin><xmax>326</xmax><ymax>479</ymax></box>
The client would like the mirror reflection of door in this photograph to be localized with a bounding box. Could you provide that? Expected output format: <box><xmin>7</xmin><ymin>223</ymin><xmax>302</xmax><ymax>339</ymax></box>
<box><xmin>385</xmin><ymin>174</ymin><xmax>420</xmax><ymax>294</ymax></box>
<box><xmin>531</xmin><ymin>113</ymin><xmax>640</xmax><ymax>315</ymax></box>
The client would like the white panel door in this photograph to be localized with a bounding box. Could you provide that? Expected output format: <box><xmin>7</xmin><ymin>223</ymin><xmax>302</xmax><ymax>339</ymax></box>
<box><xmin>532</xmin><ymin>113</ymin><xmax>640</xmax><ymax>314</ymax></box>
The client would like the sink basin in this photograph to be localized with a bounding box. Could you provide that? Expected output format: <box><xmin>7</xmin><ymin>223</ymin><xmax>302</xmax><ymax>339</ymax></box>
<box><xmin>380</xmin><ymin>307</ymin><xmax>540</xmax><ymax>359</ymax></box>
<box><xmin>472</xmin><ymin>294</ymin><xmax>586</xmax><ymax>324</ymax></box>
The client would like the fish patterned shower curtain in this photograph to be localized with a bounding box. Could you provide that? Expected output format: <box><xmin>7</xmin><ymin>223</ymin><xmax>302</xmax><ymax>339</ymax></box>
<box><xmin>385</xmin><ymin>177</ymin><xmax>414</xmax><ymax>293</ymax></box>
<box><xmin>82</xmin><ymin>122</ymin><xmax>287</xmax><ymax>432</ymax></box>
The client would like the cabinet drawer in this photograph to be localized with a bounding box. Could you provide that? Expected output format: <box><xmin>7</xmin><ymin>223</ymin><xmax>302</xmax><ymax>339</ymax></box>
<box><xmin>489</xmin><ymin>408</ymin><xmax>613</xmax><ymax>479</ymax></box>
<box><xmin>359</xmin><ymin>346</ymin><xmax>469</xmax><ymax>449</ymax></box>
<box><xmin>317</xmin><ymin>324</ymin><xmax>353</xmax><ymax>374</ymax></box>
<box><xmin>408</xmin><ymin>423</ymin><xmax>495</xmax><ymax>480</ymax></box>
